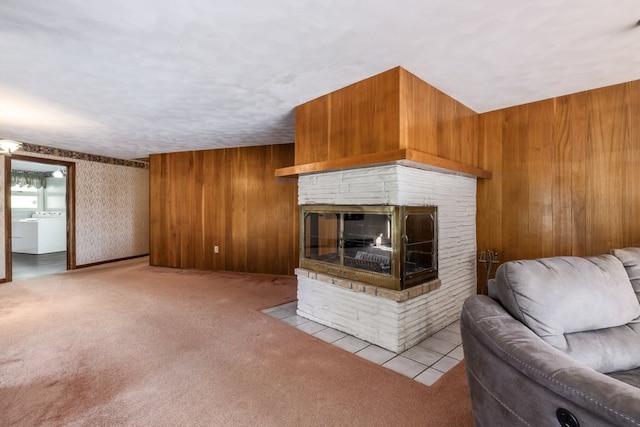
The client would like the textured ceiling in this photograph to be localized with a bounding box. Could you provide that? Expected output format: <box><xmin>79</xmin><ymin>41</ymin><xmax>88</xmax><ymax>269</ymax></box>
<box><xmin>1</xmin><ymin>0</ymin><xmax>640</xmax><ymax>160</ymax></box>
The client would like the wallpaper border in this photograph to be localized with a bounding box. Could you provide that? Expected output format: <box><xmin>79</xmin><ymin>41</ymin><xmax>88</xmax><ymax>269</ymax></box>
<box><xmin>19</xmin><ymin>143</ymin><xmax>149</xmax><ymax>169</ymax></box>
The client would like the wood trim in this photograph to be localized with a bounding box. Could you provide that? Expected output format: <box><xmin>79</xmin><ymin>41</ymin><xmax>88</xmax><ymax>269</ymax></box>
<box><xmin>66</xmin><ymin>162</ymin><xmax>77</xmax><ymax>270</ymax></box>
<box><xmin>404</xmin><ymin>149</ymin><xmax>491</xmax><ymax>179</ymax></box>
<box><xmin>4</xmin><ymin>156</ymin><xmax>12</xmax><ymax>282</ymax></box>
<box><xmin>75</xmin><ymin>254</ymin><xmax>148</xmax><ymax>269</ymax></box>
<box><xmin>275</xmin><ymin>148</ymin><xmax>492</xmax><ymax>179</ymax></box>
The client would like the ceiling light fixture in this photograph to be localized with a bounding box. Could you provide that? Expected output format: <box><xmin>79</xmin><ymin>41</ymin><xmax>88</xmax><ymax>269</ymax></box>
<box><xmin>52</xmin><ymin>169</ymin><xmax>64</xmax><ymax>178</ymax></box>
<box><xmin>0</xmin><ymin>139</ymin><xmax>22</xmax><ymax>154</ymax></box>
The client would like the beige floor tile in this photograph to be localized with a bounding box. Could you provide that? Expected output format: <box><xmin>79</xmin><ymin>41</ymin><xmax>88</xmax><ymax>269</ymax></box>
<box><xmin>383</xmin><ymin>355</ymin><xmax>427</xmax><ymax>378</ymax></box>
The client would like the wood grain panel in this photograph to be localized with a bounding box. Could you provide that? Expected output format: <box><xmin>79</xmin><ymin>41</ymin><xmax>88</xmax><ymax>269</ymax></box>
<box><xmin>476</xmin><ymin>110</ymin><xmax>503</xmax><ymax>295</ymax></box>
<box><xmin>527</xmin><ymin>100</ymin><xmax>554</xmax><ymax>258</ymax></box>
<box><xmin>149</xmin><ymin>144</ymin><xmax>298</xmax><ymax>276</ymax></box>
<box><xmin>550</xmin><ymin>96</ymin><xmax>573</xmax><ymax>256</ymax></box>
<box><xmin>294</xmin><ymin>66</ymin><xmax>479</xmax><ymax>172</ymax></box>
<box><xmin>295</xmin><ymin>96</ymin><xmax>329</xmax><ymax>165</ymax></box>
<box><xmin>228</xmin><ymin>148</ymin><xmax>248</xmax><ymax>271</ymax></box>
<box><xmin>456</xmin><ymin>102</ymin><xmax>479</xmax><ymax>167</ymax></box>
<box><xmin>400</xmin><ymin>68</ymin><xmax>479</xmax><ymax>166</ymax></box>
<box><xmin>585</xmin><ymin>84</ymin><xmax>627</xmax><ymax>255</ymax></box>
<box><xmin>477</xmin><ymin>79</ymin><xmax>640</xmax><ymax>293</ymax></box>
<box><xmin>327</xmin><ymin>68</ymin><xmax>400</xmax><ymax>159</ymax></box>
<box><xmin>400</xmin><ymin>69</ymin><xmax>437</xmax><ymax>153</ymax></box>
<box><xmin>627</xmin><ymin>81</ymin><xmax>640</xmax><ymax>248</ymax></box>
<box><xmin>205</xmin><ymin>148</ymin><xmax>227</xmax><ymax>271</ymax></box>
<box><xmin>500</xmin><ymin>104</ymin><xmax>530</xmax><ymax>263</ymax></box>
<box><xmin>568</xmin><ymin>92</ymin><xmax>588</xmax><ymax>255</ymax></box>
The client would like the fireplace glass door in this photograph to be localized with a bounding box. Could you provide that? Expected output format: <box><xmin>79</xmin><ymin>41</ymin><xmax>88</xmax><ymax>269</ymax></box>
<box><xmin>403</xmin><ymin>209</ymin><xmax>437</xmax><ymax>286</ymax></box>
<box><xmin>343</xmin><ymin>212</ymin><xmax>392</xmax><ymax>274</ymax></box>
<box><xmin>303</xmin><ymin>212</ymin><xmax>340</xmax><ymax>265</ymax></box>
<box><xmin>301</xmin><ymin>205</ymin><xmax>437</xmax><ymax>290</ymax></box>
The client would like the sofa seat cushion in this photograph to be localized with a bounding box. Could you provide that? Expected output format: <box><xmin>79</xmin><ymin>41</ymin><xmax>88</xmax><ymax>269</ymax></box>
<box><xmin>565</xmin><ymin>321</ymin><xmax>640</xmax><ymax>373</ymax></box>
<box><xmin>607</xmin><ymin>366</ymin><xmax>640</xmax><ymax>389</ymax></box>
<box><xmin>494</xmin><ymin>254</ymin><xmax>640</xmax><ymax>373</ymax></box>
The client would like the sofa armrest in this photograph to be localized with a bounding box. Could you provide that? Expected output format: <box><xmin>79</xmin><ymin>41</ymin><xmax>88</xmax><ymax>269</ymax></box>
<box><xmin>461</xmin><ymin>295</ymin><xmax>640</xmax><ymax>427</ymax></box>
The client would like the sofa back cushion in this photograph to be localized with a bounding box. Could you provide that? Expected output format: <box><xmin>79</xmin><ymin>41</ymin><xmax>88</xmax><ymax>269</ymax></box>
<box><xmin>493</xmin><ymin>254</ymin><xmax>640</xmax><ymax>373</ymax></box>
<box><xmin>611</xmin><ymin>247</ymin><xmax>640</xmax><ymax>302</ymax></box>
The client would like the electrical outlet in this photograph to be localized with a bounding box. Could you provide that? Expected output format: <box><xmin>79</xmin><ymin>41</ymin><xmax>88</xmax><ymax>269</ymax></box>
<box><xmin>214</xmin><ymin>245</ymin><xmax>219</xmax><ymax>253</ymax></box>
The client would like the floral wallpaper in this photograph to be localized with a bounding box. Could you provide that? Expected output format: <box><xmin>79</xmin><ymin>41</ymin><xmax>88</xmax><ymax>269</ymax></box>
<box><xmin>75</xmin><ymin>160</ymin><xmax>149</xmax><ymax>265</ymax></box>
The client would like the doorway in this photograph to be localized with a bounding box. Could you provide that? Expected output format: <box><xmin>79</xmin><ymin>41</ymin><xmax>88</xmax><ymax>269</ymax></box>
<box><xmin>4</xmin><ymin>155</ymin><xmax>76</xmax><ymax>282</ymax></box>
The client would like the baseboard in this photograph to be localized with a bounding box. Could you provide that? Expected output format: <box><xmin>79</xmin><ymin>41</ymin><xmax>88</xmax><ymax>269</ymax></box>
<box><xmin>75</xmin><ymin>254</ymin><xmax>149</xmax><ymax>269</ymax></box>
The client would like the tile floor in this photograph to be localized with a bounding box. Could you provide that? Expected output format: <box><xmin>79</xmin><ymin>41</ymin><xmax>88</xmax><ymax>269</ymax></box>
<box><xmin>12</xmin><ymin>251</ymin><xmax>67</xmax><ymax>280</ymax></box>
<box><xmin>262</xmin><ymin>301</ymin><xmax>464</xmax><ymax>386</ymax></box>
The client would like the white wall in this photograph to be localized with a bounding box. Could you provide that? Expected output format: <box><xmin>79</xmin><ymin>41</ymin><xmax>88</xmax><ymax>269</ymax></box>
<box><xmin>44</xmin><ymin>176</ymin><xmax>66</xmax><ymax>210</ymax></box>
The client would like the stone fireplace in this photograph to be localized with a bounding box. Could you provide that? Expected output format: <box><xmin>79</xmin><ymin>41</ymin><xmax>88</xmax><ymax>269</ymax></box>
<box><xmin>295</xmin><ymin>164</ymin><xmax>477</xmax><ymax>353</ymax></box>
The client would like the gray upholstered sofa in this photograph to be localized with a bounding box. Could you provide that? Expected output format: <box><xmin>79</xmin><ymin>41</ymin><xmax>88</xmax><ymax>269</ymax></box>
<box><xmin>460</xmin><ymin>248</ymin><xmax>640</xmax><ymax>427</ymax></box>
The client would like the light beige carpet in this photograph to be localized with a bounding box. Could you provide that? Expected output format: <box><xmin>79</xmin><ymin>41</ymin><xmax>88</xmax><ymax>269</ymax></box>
<box><xmin>0</xmin><ymin>258</ymin><xmax>472</xmax><ymax>426</ymax></box>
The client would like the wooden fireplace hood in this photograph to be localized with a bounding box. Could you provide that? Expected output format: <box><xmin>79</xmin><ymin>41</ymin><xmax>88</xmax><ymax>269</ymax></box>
<box><xmin>276</xmin><ymin>66</ymin><xmax>491</xmax><ymax>179</ymax></box>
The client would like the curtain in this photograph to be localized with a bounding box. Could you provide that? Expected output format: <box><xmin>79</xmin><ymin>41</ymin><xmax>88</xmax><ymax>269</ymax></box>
<box><xmin>11</xmin><ymin>170</ymin><xmax>50</xmax><ymax>189</ymax></box>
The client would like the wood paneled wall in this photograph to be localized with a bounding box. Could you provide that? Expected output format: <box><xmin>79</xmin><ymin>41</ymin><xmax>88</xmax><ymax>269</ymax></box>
<box><xmin>150</xmin><ymin>144</ymin><xmax>299</xmax><ymax>275</ymax></box>
<box><xmin>295</xmin><ymin>66</ymin><xmax>479</xmax><ymax>167</ymax></box>
<box><xmin>400</xmin><ymin>69</ymin><xmax>478</xmax><ymax>166</ymax></box>
<box><xmin>477</xmin><ymin>80</ymin><xmax>640</xmax><ymax>293</ymax></box>
<box><xmin>295</xmin><ymin>68</ymin><xmax>401</xmax><ymax>164</ymax></box>
<box><xmin>148</xmin><ymin>70</ymin><xmax>640</xmax><ymax>288</ymax></box>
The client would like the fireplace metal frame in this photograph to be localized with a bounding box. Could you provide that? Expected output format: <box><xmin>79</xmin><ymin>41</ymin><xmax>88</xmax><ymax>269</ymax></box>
<box><xmin>299</xmin><ymin>205</ymin><xmax>437</xmax><ymax>291</ymax></box>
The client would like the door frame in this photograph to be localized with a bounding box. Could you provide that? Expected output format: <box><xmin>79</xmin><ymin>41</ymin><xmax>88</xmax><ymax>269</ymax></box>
<box><xmin>4</xmin><ymin>154</ymin><xmax>76</xmax><ymax>282</ymax></box>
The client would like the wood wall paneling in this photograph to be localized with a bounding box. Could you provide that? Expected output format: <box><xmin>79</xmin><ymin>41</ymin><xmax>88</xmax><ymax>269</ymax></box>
<box><xmin>567</xmin><ymin>92</ymin><xmax>588</xmax><ymax>256</ymax></box>
<box><xmin>204</xmin><ymin>149</ymin><xmax>227</xmax><ymax>271</ymax></box>
<box><xmin>400</xmin><ymin>68</ymin><xmax>479</xmax><ymax>167</ymax></box>
<box><xmin>294</xmin><ymin>96</ymin><xmax>329</xmax><ymax>165</ymax></box>
<box><xmin>150</xmin><ymin>144</ymin><xmax>298</xmax><ymax>276</ymax></box>
<box><xmin>527</xmin><ymin>100</ymin><xmax>554</xmax><ymax>259</ymax></box>
<box><xmin>585</xmin><ymin>84</ymin><xmax>628</xmax><ymax>254</ymax></box>
<box><xmin>435</xmin><ymin>90</ymin><xmax>456</xmax><ymax>161</ymax></box>
<box><xmin>228</xmin><ymin>148</ymin><xmax>248</xmax><ymax>271</ymax></box>
<box><xmin>628</xmin><ymin>82</ymin><xmax>640</xmax><ymax>250</ymax></box>
<box><xmin>400</xmin><ymin>69</ymin><xmax>438</xmax><ymax>154</ymax></box>
<box><xmin>294</xmin><ymin>66</ymin><xmax>480</xmax><ymax>171</ymax></box>
<box><xmin>455</xmin><ymin>102</ymin><xmax>479</xmax><ymax>167</ymax></box>
<box><xmin>294</xmin><ymin>68</ymin><xmax>401</xmax><ymax>165</ymax></box>
<box><xmin>501</xmin><ymin>105</ymin><xmax>531</xmax><ymax>263</ymax></box>
<box><xmin>327</xmin><ymin>68</ymin><xmax>400</xmax><ymax>160</ymax></box>
<box><xmin>550</xmin><ymin>96</ymin><xmax>573</xmax><ymax>256</ymax></box>
<box><xmin>477</xmin><ymin>79</ymin><xmax>640</xmax><ymax>293</ymax></box>
<box><xmin>294</xmin><ymin>67</ymin><xmax>478</xmax><ymax>181</ymax></box>
<box><xmin>151</xmin><ymin>71</ymin><xmax>640</xmax><ymax>291</ymax></box>
<box><xmin>476</xmin><ymin>110</ymin><xmax>503</xmax><ymax>294</ymax></box>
